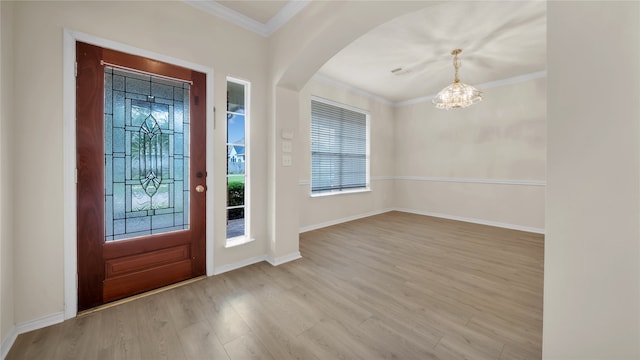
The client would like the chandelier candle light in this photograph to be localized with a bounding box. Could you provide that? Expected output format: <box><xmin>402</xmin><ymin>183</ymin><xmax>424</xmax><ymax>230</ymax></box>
<box><xmin>432</xmin><ymin>49</ymin><xmax>482</xmax><ymax>110</ymax></box>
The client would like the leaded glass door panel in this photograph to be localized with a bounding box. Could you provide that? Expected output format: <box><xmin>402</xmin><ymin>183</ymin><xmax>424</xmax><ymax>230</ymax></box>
<box><xmin>76</xmin><ymin>42</ymin><xmax>207</xmax><ymax>311</ymax></box>
<box><xmin>104</xmin><ymin>68</ymin><xmax>190</xmax><ymax>241</ymax></box>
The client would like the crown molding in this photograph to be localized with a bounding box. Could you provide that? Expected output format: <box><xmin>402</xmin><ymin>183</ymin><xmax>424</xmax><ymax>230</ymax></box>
<box><xmin>312</xmin><ymin>73</ymin><xmax>394</xmax><ymax>106</ymax></box>
<box><xmin>396</xmin><ymin>70</ymin><xmax>547</xmax><ymax>107</ymax></box>
<box><xmin>184</xmin><ymin>0</ymin><xmax>267</xmax><ymax>36</ymax></box>
<box><xmin>394</xmin><ymin>93</ymin><xmax>435</xmax><ymax>107</ymax></box>
<box><xmin>265</xmin><ymin>1</ymin><xmax>312</xmax><ymax>35</ymax></box>
<box><xmin>313</xmin><ymin>70</ymin><xmax>547</xmax><ymax>108</ymax></box>
<box><xmin>184</xmin><ymin>0</ymin><xmax>311</xmax><ymax>37</ymax></box>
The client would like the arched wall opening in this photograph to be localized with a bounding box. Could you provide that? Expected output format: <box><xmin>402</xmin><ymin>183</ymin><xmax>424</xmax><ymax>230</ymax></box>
<box><xmin>266</xmin><ymin>2</ymin><xmax>640</xmax><ymax>359</ymax></box>
<box><xmin>265</xmin><ymin>1</ymin><xmax>435</xmax><ymax>261</ymax></box>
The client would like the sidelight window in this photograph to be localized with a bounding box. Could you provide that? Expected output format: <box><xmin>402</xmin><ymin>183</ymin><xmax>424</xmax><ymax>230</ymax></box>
<box><xmin>226</xmin><ymin>78</ymin><xmax>250</xmax><ymax>245</ymax></box>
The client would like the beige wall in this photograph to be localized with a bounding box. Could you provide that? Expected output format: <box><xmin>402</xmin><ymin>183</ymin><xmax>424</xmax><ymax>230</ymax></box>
<box><xmin>1</xmin><ymin>0</ymin><xmax>15</xmax><ymax>347</ymax></box>
<box><xmin>544</xmin><ymin>2</ymin><xmax>640</xmax><ymax>358</ymax></box>
<box><xmin>10</xmin><ymin>0</ymin><xmax>270</xmax><ymax>324</ymax></box>
<box><xmin>298</xmin><ymin>79</ymin><xmax>396</xmax><ymax>230</ymax></box>
<box><xmin>394</xmin><ymin>77</ymin><xmax>546</xmax><ymax>231</ymax></box>
<box><xmin>2</xmin><ymin>1</ymin><xmax>639</xmax><ymax>358</ymax></box>
<box><xmin>297</xmin><ymin>76</ymin><xmax>546</xmax><ymax>232</ymax></box>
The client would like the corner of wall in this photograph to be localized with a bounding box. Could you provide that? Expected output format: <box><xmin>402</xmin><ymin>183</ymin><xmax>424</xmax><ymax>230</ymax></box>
<box><xmin>0</xmin><ymin>0</ymin><xmax>16</xmax><ymax>356</ymax></box>
<box><xmin>0</xmin><ymin>326</ymin><xmax>17</xmax><ymax>360</ymax></box>
<box><xmin>1</xmin><ymin>312</ymin><xmax>64</xmax><ymax>359</ymax></box>
<box><xmin>266</xmin><ymin>251</ymin><xmax>302</xmax><ymax>266</ymax></box>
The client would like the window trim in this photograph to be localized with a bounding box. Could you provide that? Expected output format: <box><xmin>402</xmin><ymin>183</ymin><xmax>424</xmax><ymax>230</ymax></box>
<box><xmin>310</xmin><ymin>96</ymin><xmax>371</xmax><ymax>197</ymax></box>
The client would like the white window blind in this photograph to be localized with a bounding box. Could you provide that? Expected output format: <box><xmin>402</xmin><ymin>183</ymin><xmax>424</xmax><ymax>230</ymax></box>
<box><xmin>311</xmin><ymin>99</ymin><xmax>368</xmax><ymax>194</ymax></box>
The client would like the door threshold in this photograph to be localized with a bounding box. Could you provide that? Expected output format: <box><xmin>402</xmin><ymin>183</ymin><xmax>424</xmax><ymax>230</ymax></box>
<box><xmin>77</xmin><ymin>275</ymin><xmax>207</xmax><ymax>317</ymax></box>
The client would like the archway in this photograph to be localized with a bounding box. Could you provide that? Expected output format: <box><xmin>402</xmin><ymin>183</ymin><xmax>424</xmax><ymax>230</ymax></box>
<box><xmin>265</xmin><ymin>1</ymin><xmax>435</xmax><ymax>261</ymax></box>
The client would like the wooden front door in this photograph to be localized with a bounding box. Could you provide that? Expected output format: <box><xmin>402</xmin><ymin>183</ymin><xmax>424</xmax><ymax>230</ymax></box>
<box><xmin>76</xmin><ymin>42</ymin><xmax>207</xmax><ymax>311</ymax></box>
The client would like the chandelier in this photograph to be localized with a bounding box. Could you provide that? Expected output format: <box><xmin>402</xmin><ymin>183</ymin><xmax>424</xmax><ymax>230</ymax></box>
<box><xmin>432</xmin><ymin>49</ymin><xmax>482</xmax><ymax>110</ymax></box>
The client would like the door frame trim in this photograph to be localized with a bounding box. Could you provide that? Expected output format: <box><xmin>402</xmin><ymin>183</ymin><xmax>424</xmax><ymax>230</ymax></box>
<box><xmin>63</xmin><ymin>29</ymin><xmax>215</xmax><ymax>319</ymax></box>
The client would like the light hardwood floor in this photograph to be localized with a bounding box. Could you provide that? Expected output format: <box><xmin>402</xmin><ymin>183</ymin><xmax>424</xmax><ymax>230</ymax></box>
<box><xmin>7</xmin><ymin>211</ymin><xmax>544</xmax><ymax>359</ymax></box>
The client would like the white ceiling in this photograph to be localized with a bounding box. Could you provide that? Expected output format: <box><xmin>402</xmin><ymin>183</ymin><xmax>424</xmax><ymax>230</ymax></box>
<box><xmin>196</xmin><ymin>1</ymin><xmax>547</xmax><ymax>104</ymax></box>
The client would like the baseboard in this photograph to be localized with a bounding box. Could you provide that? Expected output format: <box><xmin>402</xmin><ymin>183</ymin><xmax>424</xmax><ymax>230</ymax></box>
<box><xmin>299</xmin><ymin>208</ymin><xmax>393</xmax><ymax>233</ymax></box>
<box><xmin>1</xmin><ymin>325</ymin><xmax>18</xmax><ymax>360</ymax></box>
<box><xmin>212</xmin><ymin>251</ymin><xmax>303</xmax><ymax>275</ymax></box>
<box><xmin>16</xmin><ymin>312</ymin><xmax>65</xmax><ymax>335</ymax></box>
<box><xmin>299</xmin><ymin>207</ymin><xmax>544</xmax><ymax>235</ymax></box>
<box><xmin>212</xmin><ymin>255</ymin><xmax>267</xmax><ymax>275</ymax></box>
<box><xmin>1</xmin><ymin>311</ymin><xmax>65</xmax><ymax>359</ymax></box>
<box><xmin>266</xmin><ymin>251</ymin><xmax>302</xmax><ymax>266</ymax></box>
<box><xmin>394</xmin><ymin>208</ymin><xmax>545</xmax><ymax>234</ymax></box>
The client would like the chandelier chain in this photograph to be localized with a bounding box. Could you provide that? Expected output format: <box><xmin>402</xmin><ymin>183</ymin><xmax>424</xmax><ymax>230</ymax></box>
<box><xmin>453</xmin><ymin>55</ymin><xmax>460</xmax><ymax>83</ymax></box>
<box><xmin>452</xmin><ymin>48</ymin><xmax>462</xmax><ymax>83</ymax></box>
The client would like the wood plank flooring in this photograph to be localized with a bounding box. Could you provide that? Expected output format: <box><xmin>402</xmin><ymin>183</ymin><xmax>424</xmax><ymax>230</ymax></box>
<box><xmin>7</xmin><ymin>211</ymin><xmax>544</xmax><ymax>359</ymax></box>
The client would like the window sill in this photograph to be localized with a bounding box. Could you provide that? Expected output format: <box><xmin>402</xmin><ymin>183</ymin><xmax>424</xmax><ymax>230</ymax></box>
<box><xmin>310</xmin><ymin>187</ymin><xmax>371</xmax><ymax>198</ymax></box>
<box><xmin>225</xmin><ymin>236</ymin><xmax>255</xmax><ymax>248</ymax></box>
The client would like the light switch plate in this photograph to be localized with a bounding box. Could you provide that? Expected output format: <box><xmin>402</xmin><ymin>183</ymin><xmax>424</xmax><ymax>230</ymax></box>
<box><xmin>282</xmin><ymin>140</ymin><xmax>292</xmax><ymax>153</ymax></box>
<box><xmin>282</xmin><ymin>154</ymin><xmax>292</xmax><ymax>166</ymax></box>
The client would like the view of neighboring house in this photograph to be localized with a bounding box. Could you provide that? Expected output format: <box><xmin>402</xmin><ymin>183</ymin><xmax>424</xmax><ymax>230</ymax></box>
<box><xmin>227</xmin><ymin>144</ymin><xmax>245</xmax><ymax>163</ymax></box>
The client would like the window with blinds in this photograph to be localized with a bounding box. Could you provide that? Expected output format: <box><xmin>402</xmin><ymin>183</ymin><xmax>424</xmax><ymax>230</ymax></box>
<box><xmin>311</xmin><ymin>98</ymin><xmax>369</xmax><ymax>195</ymax></box>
